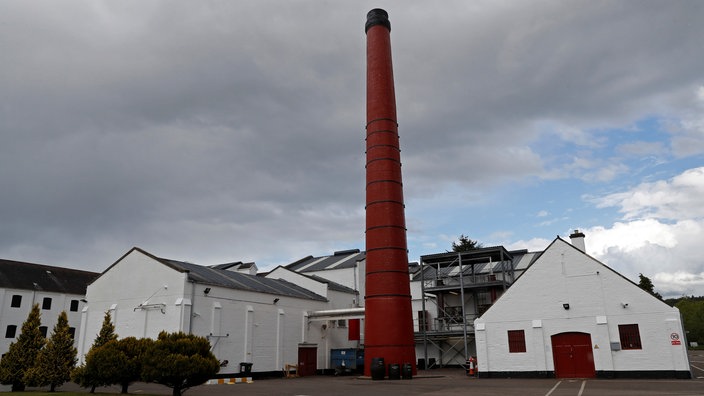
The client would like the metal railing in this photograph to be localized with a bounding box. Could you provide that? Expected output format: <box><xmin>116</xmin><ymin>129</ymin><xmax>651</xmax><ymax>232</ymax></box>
<box><xmin>414</xmin><ymin>314</ymin><xmax>478</xmax><ymax>333</ymax></box>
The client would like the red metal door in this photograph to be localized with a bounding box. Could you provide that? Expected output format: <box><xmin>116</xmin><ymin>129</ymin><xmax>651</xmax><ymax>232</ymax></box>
<box><xmin>551</xmin><ymin>332</ymin><xmax>595</xmax><ymax>378</ymax></box>
<box><xmin>297</xmin><ymin>346</ymin><xmax>317</xmax><ymax>376</ymax></box>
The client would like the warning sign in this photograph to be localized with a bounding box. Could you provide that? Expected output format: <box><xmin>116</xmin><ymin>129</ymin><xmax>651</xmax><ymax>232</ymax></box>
<box><xmin>671</xmin><ymin>332</ymin><xmax>681</xmax><ymax>345</ymax></box>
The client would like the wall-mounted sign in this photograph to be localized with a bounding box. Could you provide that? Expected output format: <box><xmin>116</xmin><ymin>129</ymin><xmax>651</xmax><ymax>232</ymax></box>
<box><xmin>671</xmin><ymin>332</ymin><xmax>681</xmax><ymax>345</ymax></box>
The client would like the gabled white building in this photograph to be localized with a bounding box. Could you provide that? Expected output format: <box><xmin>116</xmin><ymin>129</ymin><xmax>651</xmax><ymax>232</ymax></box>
<box><xmin>475</xmin><ymin>233</ymin><xmax>691</xmax><ymax>379</ymax></box>
<box><xmin>0</xmin><ymin>259</ymin><xmax>98</xmax><ymax>356</ymax></box>
<box><xmin>78</xmin><ymin>247</ymin><xmax>359</xmax><ymax>376</ymax></box>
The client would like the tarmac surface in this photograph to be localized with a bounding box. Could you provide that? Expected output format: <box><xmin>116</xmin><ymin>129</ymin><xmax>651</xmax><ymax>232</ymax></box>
<box><xmin>6</xmin><ymin>350</ymin><xmax>704</xmax><ymax>395</ymax></box>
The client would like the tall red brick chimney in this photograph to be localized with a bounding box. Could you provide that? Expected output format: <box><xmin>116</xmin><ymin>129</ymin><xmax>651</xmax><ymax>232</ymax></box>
<box><xmin>364</xmin><ymin>8</ymin><xmax>416</xmax><ymax>377</ymax></box>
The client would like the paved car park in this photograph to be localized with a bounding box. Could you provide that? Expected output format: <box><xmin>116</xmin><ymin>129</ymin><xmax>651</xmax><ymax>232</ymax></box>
<box><xmin>90</xmin><ymin>370</ymin><xmax>704</xmax><ymax>396</ymax></box>
<box><xmin>10</xmin><ymin>350</ymin><xmax>704</xmax><ymax>395</ymax></box>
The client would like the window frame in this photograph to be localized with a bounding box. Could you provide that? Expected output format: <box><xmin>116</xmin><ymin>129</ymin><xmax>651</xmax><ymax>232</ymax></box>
<box><xmin>5</xmin><ymin>325</ymin><xmax>17</xmax><ymax>339</ymax></box>
<box><xmin>507</xmin><ymin>329</ymin><xmax>527</xmax><ymax>353</ymax></box>
<box><xmin>70</xmin><ymin>299</ymin><xmax>80</xmax><ymax>312</ymax></box>
<box><xmin>618</xmin><ymin>324</ymin><xmax>643</xmax><ymax>350</ymax></box>
<box><xmin>42</xmin><ymin>297</ymin><xmax>52</xmax><ymax>310</ymax></box>
<box><xmin>10</xmin><ymin>295</ymin><xmax>22</xmax><ymax>308</ymax></box>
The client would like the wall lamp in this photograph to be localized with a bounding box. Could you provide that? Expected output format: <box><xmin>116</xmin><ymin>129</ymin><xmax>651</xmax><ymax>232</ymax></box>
<box><xmin>563</xmin><ymin>303</ymin><xmax>570</xmax><ymax>310</ymax></box>
<box><xmin>273</xmin><ymin>298</ymin><xmax>280</xmax><ymax>304</ymax></box>
<box><xmin>204</xmin><ymin>287</ymin><xmax>211</xmax><ymax>295</ymax></box>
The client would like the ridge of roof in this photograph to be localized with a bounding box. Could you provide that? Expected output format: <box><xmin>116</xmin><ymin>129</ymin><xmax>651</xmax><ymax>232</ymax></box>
<box><xmin>160</xmin><ymin>258</ymin><xmax>327</xmax><ymax>302</ymax></box>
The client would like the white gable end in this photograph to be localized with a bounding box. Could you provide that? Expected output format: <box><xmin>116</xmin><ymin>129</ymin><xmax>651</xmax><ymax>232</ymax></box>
<box><xmin>475</xmin><ymin>237</ymin><xmax>690</xmax><ymax>379</ymax></box>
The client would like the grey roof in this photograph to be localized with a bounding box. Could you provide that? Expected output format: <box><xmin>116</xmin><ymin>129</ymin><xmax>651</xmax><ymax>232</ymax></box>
<box><xmin>412</xmin><ymin>248</ymin><xmax>540</xmax><ymax>281</ymax></box>
<box><xmin>132</xmin><ymin>249</ymin><xmax>326</xmax><ymax>302</ymax></box>
<box><xmin>209</xmin><ymin>261</ymin><xmax>255</xmax><ymax>270</ymax></box>
<box><xmin>0</xmin><ymin>259</ymin><xmax>99</xmax><ymax>295</ymax></box>
<box><xmin>420</xmin><ymin>246</ymin><xmax>518</xmax><ymax>266</ymax></box>
<box><xmin>285</xmin><ymin>249</ymin><xmax>365</xmax><ymax>273</ymax></box>
<box><xmin>305</xmin><ymin>274</ymin><xmax>357</xmax><ymax>294</ymax></box>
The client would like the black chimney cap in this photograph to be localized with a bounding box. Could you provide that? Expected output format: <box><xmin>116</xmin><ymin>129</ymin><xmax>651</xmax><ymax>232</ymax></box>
<box><xmin>366</xmin><ymin>8</ymin><xmax>390</xmax><ymax>33</ymax></box>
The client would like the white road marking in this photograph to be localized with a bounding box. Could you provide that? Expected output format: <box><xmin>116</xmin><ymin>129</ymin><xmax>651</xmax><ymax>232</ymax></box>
<box><xmin>577</xmin><ymin>380</ymin><xmax>586</xmax><ymax>396</ymax></box>
<box><xmin>545</xmin><ymin>380</ymin><xmax>562</xmax><ymax>396</ymax></box>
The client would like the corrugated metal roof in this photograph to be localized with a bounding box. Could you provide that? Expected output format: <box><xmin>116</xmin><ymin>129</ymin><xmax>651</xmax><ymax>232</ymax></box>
<box><xmin>0</xmin><ymin>259</ymin><xmax>99</xmax><ymax>295</ymax></box>
<box><xmin>412</xmin><ymin>249</ymin><xmax>540</xmax><ymax>281</ymax></box>
<box><xmin>306</xmin><ymin>274</ymin><xmax>357</xmax><ymax>294</ymax></box>
<box><xmin>286</xmin><ymin>250</ymin><xmax>365</xmax><ymax>273</ymax></box>
<box><xmin>160</xmin><ymin>259</ymin><xmax>326</xmax><ymax>302</ymax></box>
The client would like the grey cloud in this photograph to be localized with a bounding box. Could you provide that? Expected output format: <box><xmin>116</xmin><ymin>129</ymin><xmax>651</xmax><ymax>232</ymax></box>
<box><xmin>1</xmin><ymin>1</ymin><xmax>703</xmax><ymax>272</ymax></box>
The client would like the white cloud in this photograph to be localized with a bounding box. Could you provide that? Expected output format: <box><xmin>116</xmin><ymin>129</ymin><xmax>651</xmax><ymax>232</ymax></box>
<box><xmin>506</xmin><ymin>237</ymin><xmax>552</xmax><ymax>253</ymax></box>
<box><xmin>581</xmin><ymin>167</ymin><xmax>704</xmax><ymax>297</ymax></box>
<box><xmin>595</xmin><ymin>167</ymin><xmax>704</xmax><ymax>220</ymax></box>
<box><xmin>580</xmin><ymin>219</ymin><xmax>703</xmax><ymax>297</ymax></box>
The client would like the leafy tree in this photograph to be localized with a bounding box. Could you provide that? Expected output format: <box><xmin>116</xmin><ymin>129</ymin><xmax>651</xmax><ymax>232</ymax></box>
<box><xmin>0</xmin><ymin>304</ymin><xmax>45</xmax><ymax>391</ymax></box>
<box><xmin>451</xmin><ymin>234</ymin><xmax>483</xmax><ymax>252</ymax></box>
<box><xmin>72</xmin><ymin>311</ymin><xmax>118</xmax><ymax>392</ymax></box>
<box><xmin>676</xmin><ymin>298</ymin><xmax>704</xmax><ymax>346</ymax></box>
<box><xmin>637</xmin><ymin>273</ymin><xmax>663</xmax><ymax>299</ymax></box>
<box><xmin>25</xmin><ymin>311</ymin><xmax>77</xmax><ymax>391</ymax></box>
<box><xmin>142</xmin><ymin>332</ymin><xmax>220</xmax><ymax>396</ymax></box>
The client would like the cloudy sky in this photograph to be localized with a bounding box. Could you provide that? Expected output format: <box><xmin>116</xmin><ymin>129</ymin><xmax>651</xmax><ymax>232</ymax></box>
<box><xmin>1</xmin><ymin>1</ymin><xmax>702</xmax><ymax>298</ymax></box>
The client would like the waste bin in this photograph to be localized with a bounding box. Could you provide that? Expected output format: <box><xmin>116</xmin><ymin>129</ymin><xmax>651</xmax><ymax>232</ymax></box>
<box><xmin>370</xmin><ymin>357</ymin><xmax>385</xmax><ymax>380</ymax></box>
<box><xmin>239</xmin><ymin>362</ymin><xmax>253</xmax><ymax>374</ymax></box>
<box><xmin>388</xmin><ymin>363</ymin><xmax>401</xmax><ymax>380</ymax></box>
<box><xmin>401</xmin><ymin>363</ymin><xmax>412</xmax><ymax>379</ymax></box>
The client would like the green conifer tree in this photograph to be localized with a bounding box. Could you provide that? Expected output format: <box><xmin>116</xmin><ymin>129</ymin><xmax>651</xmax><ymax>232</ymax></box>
<box><xmin>25</xmin><ymin>311</ymin><xmax>77</xmax><ymax>391</ymax></box>
<box><xmin>142</xmin><ymin>332</ymin><xmax>220</xmax><ymax>396</ymax></box>
<box><xmin>450</xmin><ymin>234</ymin><xmax>483</xmax><ymax>252</ymax></box>
<box><xmin>114</xmin><ymin>337</ymin><xmax>154</xmax><ymax>393</ymax></box>
<box><xmin>0</xmin><ymin>304</ymin><xmax>45</xmax><ymax>391</ymax></box>
<box><xmin>93</xmin><ymin>311</ymin><xmax>118</xmax><ymax>347</ymax></box>
<box><xmin>72</xmin><ymin>311</ymin><xmax>118</xmax><ymax>393</ymax></box>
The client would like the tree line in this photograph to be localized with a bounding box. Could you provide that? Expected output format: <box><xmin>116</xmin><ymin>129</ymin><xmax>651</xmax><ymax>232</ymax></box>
<box><xmin>0</xmin><ymin>305</ymin><xmax>219</xmax><ymax>395</ymax></box>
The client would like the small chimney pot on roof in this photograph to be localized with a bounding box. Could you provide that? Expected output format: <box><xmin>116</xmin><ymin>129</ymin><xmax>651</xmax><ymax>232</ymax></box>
<box><xmin>569</xmin><ymin>229</ymin><xmax>586</xmax><ymax>253</ymax></box>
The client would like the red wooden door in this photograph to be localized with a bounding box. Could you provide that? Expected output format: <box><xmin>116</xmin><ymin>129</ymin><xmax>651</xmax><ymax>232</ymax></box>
<box><xmin>551</xmin><ymin>332</ymin><xmax>595</xmax><ymax>378</ymax></box>
<box><xmin>297</xmin><ymin>346</ymin><xmax>317</xmax><ymax>376</ymax></box>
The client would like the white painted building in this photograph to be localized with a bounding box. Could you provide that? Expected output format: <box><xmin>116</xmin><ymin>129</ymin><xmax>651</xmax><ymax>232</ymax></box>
<box><xmin>474</xmin><ymin>234</ymin><xmax>691</xmax><ymax>379</ymax></box>
<box><xmin>78</xmin><ymin>247</ymin><xmax>360</xmax><ymax>376</ymax></box>
<box><xmin>0</xmin><ymin>259</ymin><xmax>98</xmax><ymax>356</ymax></box>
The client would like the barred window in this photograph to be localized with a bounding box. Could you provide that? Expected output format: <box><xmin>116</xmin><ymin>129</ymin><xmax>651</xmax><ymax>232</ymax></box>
<box><xmin>618</xmin><ymin>324</ymin><xmax>642</xmax><ymax>350</ymax></box>
<box><xmin>508</xmin><ymin>330</ymin><xmax>526</xmax><ymax>353</ymax></box>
